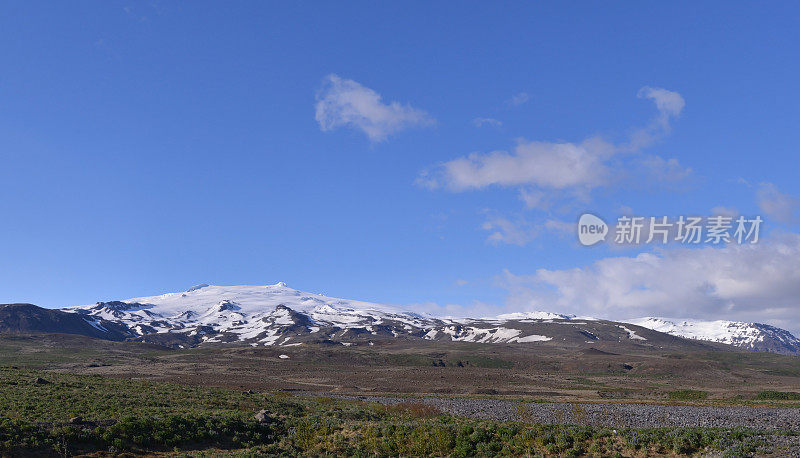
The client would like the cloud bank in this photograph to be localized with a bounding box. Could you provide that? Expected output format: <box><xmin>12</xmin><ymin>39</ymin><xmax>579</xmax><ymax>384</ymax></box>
<box><xmin>500</xmin><ymin>234</ymin><xmax>800</xmax><ymax>334</ymax></box>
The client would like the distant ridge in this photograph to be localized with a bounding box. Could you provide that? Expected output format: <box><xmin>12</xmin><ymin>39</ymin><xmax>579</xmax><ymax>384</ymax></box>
<box><xmin>625</xmin><ymin>317</ymin><xmax>800</xmax><ymax>355</ymax></box>
<box><xmin>0</xmin><ymin>303</ymin><xmax>134</xmax><ymax>341</ymax></box>
<box><xmin>1</xmin><ymin>284</ymin><xmax>797</xmax><ymax>355</ymax></box>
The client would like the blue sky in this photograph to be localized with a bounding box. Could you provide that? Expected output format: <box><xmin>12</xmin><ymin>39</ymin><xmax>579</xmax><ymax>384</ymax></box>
<box><xmin>2</xmin><ymin>2</ymin><xmax>800</xmax><ymax>331</ymax></box>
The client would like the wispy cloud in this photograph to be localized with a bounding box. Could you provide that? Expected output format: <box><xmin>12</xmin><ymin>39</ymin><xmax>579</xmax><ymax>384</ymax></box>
<box><xmin>481</xmin><ymin>215</ymin><xmax>538</xmax><ymax>246</ymax></box>
<box><xmin>710</xmin><ymin>206</ymin><xmax>739</xmax><ymax>218</ymax></box>
<box><xmin>519</xmin><ymin>188</ymin><xmax>550</xmax><ymax>210</ymax></box>
<box><xmin>757</xmin><ymin>182</ymin><xmax>798</xmax><ymax>224</ymax></box>
<box><xmin>418</xmin><ymin>87</ymin><xmax>690</xmax><ymax>198</ymax></box>
<box><xmin>473</xmin><ymin>117</ymin><xmax>502</xmax><ymax>128</ymax></box>
<box><xmin>506</xmin><ymin>92</ymin><xmax>529</xmax><ymax>107</ymax></box>
<box><xmin>315</xmin><ymin>74</ymin><xmax>434</xmax><ymax>142</ymax></box>
<box><xmin>639</xmin><ymin>155</ymin><xmax>693</xmax><ymax>182</ymax></box>
<box><xmin>479</xmin><ymin>213</ymin><xmax>574</xmax><ymax>246</ymax></box>
<box><xmin>626</xmin><ymin>87</ymin><xmax>685</xmax><ymax>150</ymax></box>
<box><xmin>543</xmin><ymin>219</ymin><xmax>573</xmax><ymax>235</ymax></box>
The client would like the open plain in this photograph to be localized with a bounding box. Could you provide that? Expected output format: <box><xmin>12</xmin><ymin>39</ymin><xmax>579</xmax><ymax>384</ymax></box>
<box><xmin>1</xmin><ymin>333</ymin><xmax>799</xmax><ymax>455</ymax></box>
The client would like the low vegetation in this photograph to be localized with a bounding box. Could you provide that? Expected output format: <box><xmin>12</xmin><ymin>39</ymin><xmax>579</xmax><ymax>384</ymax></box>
<box><xmin>757</xmin><ymin>390</ymin><xmax>800</xmax><ymax>400</ymax></box>
<box><xmin>0</xmin><ymin>367</ymin><xmax>776</xmax><ymax>456</ymax></box>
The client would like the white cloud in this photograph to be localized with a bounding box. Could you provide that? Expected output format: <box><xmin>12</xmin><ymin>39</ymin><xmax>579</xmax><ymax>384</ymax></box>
<box><xmin>420</xmin><ymin>87</ymin><xmax>688</xmax><ymax>197</ymax></box>
<box><xmin>626</xmin><ymin>87</ymin><xmax>685</xmax><ymax>150</ymax></box>
<box><xmin>454</xmin><ymin>279</ymin><xmax>469</xmax><ymax>286</ymax></box>
<box><xmin>639</xmin><ymin>155</ymin><xmax>693</xmax><ymax>182</ymax></box>
<box><xmin>422</xmin><ymin>137</ymin><xmax>614</xmax><ymax>191</ymax></box>
<box><xmin>500</xmin><ymin>234</ymin><xmax>800</xmax><ymax>334</ymax></box>
<box><xmin>637</xmin><ymin>86</ymin><xmax>685</xmax><ymax>124</ymax></box>
<box><xmin>757</xmin><ymin>182</ymin><xmax>798</xmax><ymax>224</ymax></box>
<box><xmin>473</xmin><ymin>117</ymin><xmax>502</xmax><ymax>128</ymax></box>
<box><xmin>506</xmin><ymin>92</ymin><xmax>529</xmax><ymax>107</ymax></box>
<box><xmin>315</xmin><ymin>74</ymin><xmax>434</xmax><ymax>142</ymax></box>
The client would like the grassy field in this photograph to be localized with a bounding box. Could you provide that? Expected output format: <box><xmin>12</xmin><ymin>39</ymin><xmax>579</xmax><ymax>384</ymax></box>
<box><xmin>0</xmin><ymin>367</ymin><xmax>777</xmax><ymax>456</ymax></box>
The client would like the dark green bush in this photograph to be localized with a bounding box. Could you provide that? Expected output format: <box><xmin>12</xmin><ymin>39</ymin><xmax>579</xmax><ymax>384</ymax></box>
<box><xmin>0</xmin><ymin>414</ymin><xmax>276</xmax><ymax>454</ymax></box>
<box><xmin>756</xmin><ymin>390</ymin><xmax>800</xmax><ymax>400</ymax></box>
<box><xmin>668</xmin><ymin>389</ymin><xmax>709</xmax><ymax>401</ymax></box>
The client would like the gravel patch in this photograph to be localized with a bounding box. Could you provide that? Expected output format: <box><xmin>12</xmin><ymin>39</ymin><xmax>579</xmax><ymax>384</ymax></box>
<box><xmin>332</xmin><ymin>395</ymin><xmax>800</xmax><ymax>431</ymax></box>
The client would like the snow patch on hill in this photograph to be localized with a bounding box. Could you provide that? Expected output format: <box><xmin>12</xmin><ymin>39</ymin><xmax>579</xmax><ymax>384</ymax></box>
<box><xmin>625</xmin><ymin>317</ymin><xmax>800</xmax><ymax>353</ymax></box>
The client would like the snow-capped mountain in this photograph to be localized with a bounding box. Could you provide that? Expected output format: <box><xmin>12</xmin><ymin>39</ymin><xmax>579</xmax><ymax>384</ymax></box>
<box><xmin>47</xmin><ymin>283</ymin><xmax>800</xmax><ymax>354</ymax></box>
<box><xmin>65</xmin><ymin>283</ymin><xmax>436</xmax><ymax>347</ymax></box>
<box><xmin>61</xmin><ymin>283</ymin><xmax>656</xmax><ymax>349</ymax></box>
<box><xmin>625</xmin><ymin>317</ymin><xmax>800</xmax><ymax>355</ymax></box>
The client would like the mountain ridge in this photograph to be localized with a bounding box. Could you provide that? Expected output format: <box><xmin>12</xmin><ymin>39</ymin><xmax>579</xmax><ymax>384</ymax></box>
<box><xmin>0</xmin><ymin>303</ymin><xmax>135</xmax><ymax>341</ymax></box>
<box><xmin>2</xmin><ymin>283</ymin><xmax>798</xmax><ymax>355</ymax></box>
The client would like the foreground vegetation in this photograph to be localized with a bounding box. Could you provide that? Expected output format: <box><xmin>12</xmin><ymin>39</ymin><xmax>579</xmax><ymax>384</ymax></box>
<box><xmin>0</xmin><ymin>367</ymin><xmax>787</xmax><ymax>456</ymax></box>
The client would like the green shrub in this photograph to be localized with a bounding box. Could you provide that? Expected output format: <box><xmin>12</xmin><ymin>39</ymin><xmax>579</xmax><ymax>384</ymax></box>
<box><xmin>756</xmin><ymin>390</ymin><xmax>800</xmax><ymax>400</ymax></box>
<box><xmin>668</xmin><ymin>389</ymin><xmax>708</xmax><ymax>401</ymax></box>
